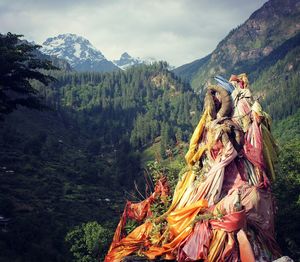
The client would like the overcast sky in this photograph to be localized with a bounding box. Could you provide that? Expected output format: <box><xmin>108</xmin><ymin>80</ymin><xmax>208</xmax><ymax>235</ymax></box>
<box><xmin>0</xmin><ymin>0</ymin><xmax>268</xmax><ymax>66</ymax></box>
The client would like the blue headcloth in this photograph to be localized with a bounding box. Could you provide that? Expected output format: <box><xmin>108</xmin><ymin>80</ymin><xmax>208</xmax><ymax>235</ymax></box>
<box><xmin>214</xmin><ymin>75</ymin><xmax>235</xmax><ymax>94</ymax></box>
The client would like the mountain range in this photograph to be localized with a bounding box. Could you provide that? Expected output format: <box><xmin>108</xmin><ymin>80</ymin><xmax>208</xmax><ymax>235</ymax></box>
<box><xmin>41</xmin><ymin>34</ymin><xmax>155</xmax><ymax>72</ymax></box>
<box><xmin>40</xmin><ymin>0</ymin><xmax>300</xmax><ymax>85</ymax></box>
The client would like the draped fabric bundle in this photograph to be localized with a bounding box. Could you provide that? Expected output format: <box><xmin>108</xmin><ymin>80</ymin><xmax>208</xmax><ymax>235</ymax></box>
<box><xmin>105</xmin><ymin>73</ymin><xmax>281</xmax><ymax>262</ymax></box>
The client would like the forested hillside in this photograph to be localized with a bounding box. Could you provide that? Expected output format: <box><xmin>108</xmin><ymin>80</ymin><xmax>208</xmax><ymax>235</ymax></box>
<box><xmin>250</xmin><ymin>41</ymin><xmax>300</xmax><ymax>121</ymax></box>
<box><xmin>0</xmin><ymin>62</ymin><xmax>202</xmax><ymax>261</ymax></box>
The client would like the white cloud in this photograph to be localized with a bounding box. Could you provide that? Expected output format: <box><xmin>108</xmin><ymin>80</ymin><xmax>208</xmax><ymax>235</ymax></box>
<box><xmin>0</xmin><ymin>0</ymin><xmax>268</xmax><ymax>66</ymax></box>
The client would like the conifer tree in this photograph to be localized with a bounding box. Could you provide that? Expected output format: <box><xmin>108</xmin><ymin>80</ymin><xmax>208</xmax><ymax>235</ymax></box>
<box><xmin>0</xmin><ymin>32</ymin><xmax>57</xmax><ymax>119</ymax></box>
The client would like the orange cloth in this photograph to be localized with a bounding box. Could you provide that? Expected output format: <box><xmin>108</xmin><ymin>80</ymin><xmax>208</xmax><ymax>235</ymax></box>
<box><xmin>144</xmin><ymin>199</ymin><xmax>208</xmax><ymax>260</ymax></box>
<box><xmin>167</xmin><ymin>199</ymin><xmax>208</xmax><ymax>236</ymax></box>
<box><xmin>105</xmin><ymin>221</ymin><xmax>153</xmax><ymax>262</ymax></box>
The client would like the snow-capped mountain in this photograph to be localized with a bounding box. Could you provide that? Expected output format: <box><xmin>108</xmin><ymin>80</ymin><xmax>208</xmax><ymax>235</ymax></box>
<box><xmin>113</xmin><ymin>52</ymin><xmax>143</xmax><ymax>70</ymax></box>
<box><xmin>41</xmin><ymin>34</ymin><xmax>119</xmax><ymax>72</ymax></box>
<box><xmin>113</xmin><ymin>52</ymin><xmax>156</xmax><ymax>70</ymax></box>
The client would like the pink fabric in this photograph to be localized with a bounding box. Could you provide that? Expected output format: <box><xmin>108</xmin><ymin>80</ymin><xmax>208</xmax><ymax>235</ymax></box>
<box><xmin>207</xmin><ymin>142</ymin><xmax>238</xmax><ymax>176</ymax></box>
<box><xmin>244</xmin><ymin>120</ymin><xmax>265</xmax><ymax>171</ymax></box>
<box><xmin>190</xmin><ymin>141</ymin><xmax>238</xmax><ymax>205</ymax></box>
<box><xmin>222</xmin><ymin>161</ymin><xmax>244</xmax><ymax>195</ymax></box>
<box><xmin>178</xmin><ymin>221</ymin><xmax>212</xmax><ymax>261</ymax></box>
<box><xmin>236</xmin><ymin>97</ymin><xmax>251</xmax><ymax>118</ymax></box>
<box><xmin>241</xmin><ymin>186</ymin><xmax>281</xmax><ymax>257</ymax></box>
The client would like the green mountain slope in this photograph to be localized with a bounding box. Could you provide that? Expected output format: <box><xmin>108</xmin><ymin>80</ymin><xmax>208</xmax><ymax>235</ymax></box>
<box><xmin>172</xmin><ymin>54</ymin><xmax>211</xmax><ymax>84</ymax></box>
<box><xmin>251</xmin><ymin>43</ymin><xmax>300</xmax><ymax>121</ymax></box>
<box><xmin>174</xmin><ymin>0</ymin><xmax>300</xmax><ymax>92</ymax></box>
<box><xmin>271</xmin><ymin>109</ymin><xmax>300</xmax><ymax>259</ymax></box>
<box><xmin>273</xmin><ymin>109</ymin><xmax>300</xmax><ymax>143</ymax></box>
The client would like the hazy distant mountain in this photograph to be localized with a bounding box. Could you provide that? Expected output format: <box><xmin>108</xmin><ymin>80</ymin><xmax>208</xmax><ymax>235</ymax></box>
<box><xmin>174</xmin><ymin>0</ymin><xmax>300</xmax><ymax>91</ymax></box>
<box><xmin>113</xmin><ymin>52</ymin><xmax>156</xmax><ymax>70</ymax></box>
<box><xmin>41</xmin><ymin>34</ymin><xmax>119</xmax><ymax>72</ymax></box>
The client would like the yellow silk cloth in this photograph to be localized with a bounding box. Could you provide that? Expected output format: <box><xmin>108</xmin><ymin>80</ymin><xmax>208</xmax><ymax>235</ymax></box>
<box><xmin>159</xmin><ymin>109</ymin><xmax>208</xmax><ymax>215</ymax></box>
<box><xmin>261</xmin><ymin>124</ymin><xmax>278</xmax><ymax>180</ymax></box>
<box><xmin>251</xmin><ymin>101</ymin><xmax>278</xmax><ymax>180</ymax></box>
<box><xmin>185</xmin><ymin>108</ymin><xmax>208</xmax><ymax>166</ymax></box>
<box><xmin>144</xmin><ymin>199</ymin><xmax>208</xmax><ymax>260</ymax></box>
<box><xmin>207</xmin><ymin>229</ymin><xmax>255</xmax><ymax>262</ymax></box>
<box><xmin>167</xmin><ymin>199</ymin><xmax>208</xmax><ymax>237</ymax></box>
<box><xmin>162</xmin><ymin>169</ymin><xmax>196</xmax><ymax>216</ymax></box>
<box><xmin>105</xmin><ymin>108</ymin><xmax>210</xmax><ymax>261</ymax></box>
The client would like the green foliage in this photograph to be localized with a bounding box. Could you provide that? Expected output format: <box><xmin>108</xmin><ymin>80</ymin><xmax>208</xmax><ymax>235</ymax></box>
<box><xmin>124</xmin><ymin>219</ymin><xmax>139</xmax><ymax>235</ymax></box>
<box><xmin>273</xmin><ymin>108</ymin><xmax>300</xmax><ymax>143</ymax></box>
<box><xmin>146</xmin><ymin>160</ymin><xmax>180</xmax><ymax>197</ymax></box>
<box><xmin>251</xmin><ymin>45</ymin><xmax>300</xmax><ymax>121</ymax></box>
<box><xmin>271</xmin><ymin>98</ymin><xmax>300</xmax><ymax>261</ymax></box>
<box><xmin>273</xmin><ymin>139</ymin><xmax>300</xmax><ymax>260</ymax></box>
<box><xmin>43</xmin><ymin>63</ymin><xmax>201</xmax><ymax>151</ymax></box>
<box><xmin>0</xmin><ymin>107</ymin><xmax>132</xmax><ymax>261</ymax></box>
<box><xmin>0</xmin><ymin>32</ymin><xmax>56</xmax><ymax>118</ymax></box>
<box><xmin>65</xmin><ymin>221</ymin><xmax>112</xmax><ymax>262</ymax></box>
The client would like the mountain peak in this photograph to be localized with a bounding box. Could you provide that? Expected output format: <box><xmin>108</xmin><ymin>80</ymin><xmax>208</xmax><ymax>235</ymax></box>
<box><xmin>42</xmin><ymin>33</ymin><xmax>105</xmax><ymax>63</ymax></box>
<box><xmin>113</xmin><ymin>52</ymin><xmax>143</xmax><ymax>70</ymax></box>
<box><xmin>113</xmin><ymin>53</ymin><xmax>157</xmax><ymax>70</ymax></box>
<box><xmin>41</xmin><ymin>33</ymin><xmax>118</xmax><ymax>72</ymax></box>
<box><xmin>120</xmin><ymin>52</ymin><xmax>131</xmax><ymax>59</ymax></box>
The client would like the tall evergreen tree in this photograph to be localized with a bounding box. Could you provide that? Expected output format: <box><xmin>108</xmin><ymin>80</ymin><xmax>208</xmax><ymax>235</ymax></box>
<box><xmin>0</xmin><ymin>32</ymin><xmax>56</xmax><ymax>119</ymax></box>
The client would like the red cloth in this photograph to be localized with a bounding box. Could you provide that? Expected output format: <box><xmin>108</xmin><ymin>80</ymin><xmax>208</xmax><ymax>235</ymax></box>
<box><xmin>210</xmin><ymin>210</ymin><xmax>246</xmax><ymax>232</ymax></box>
